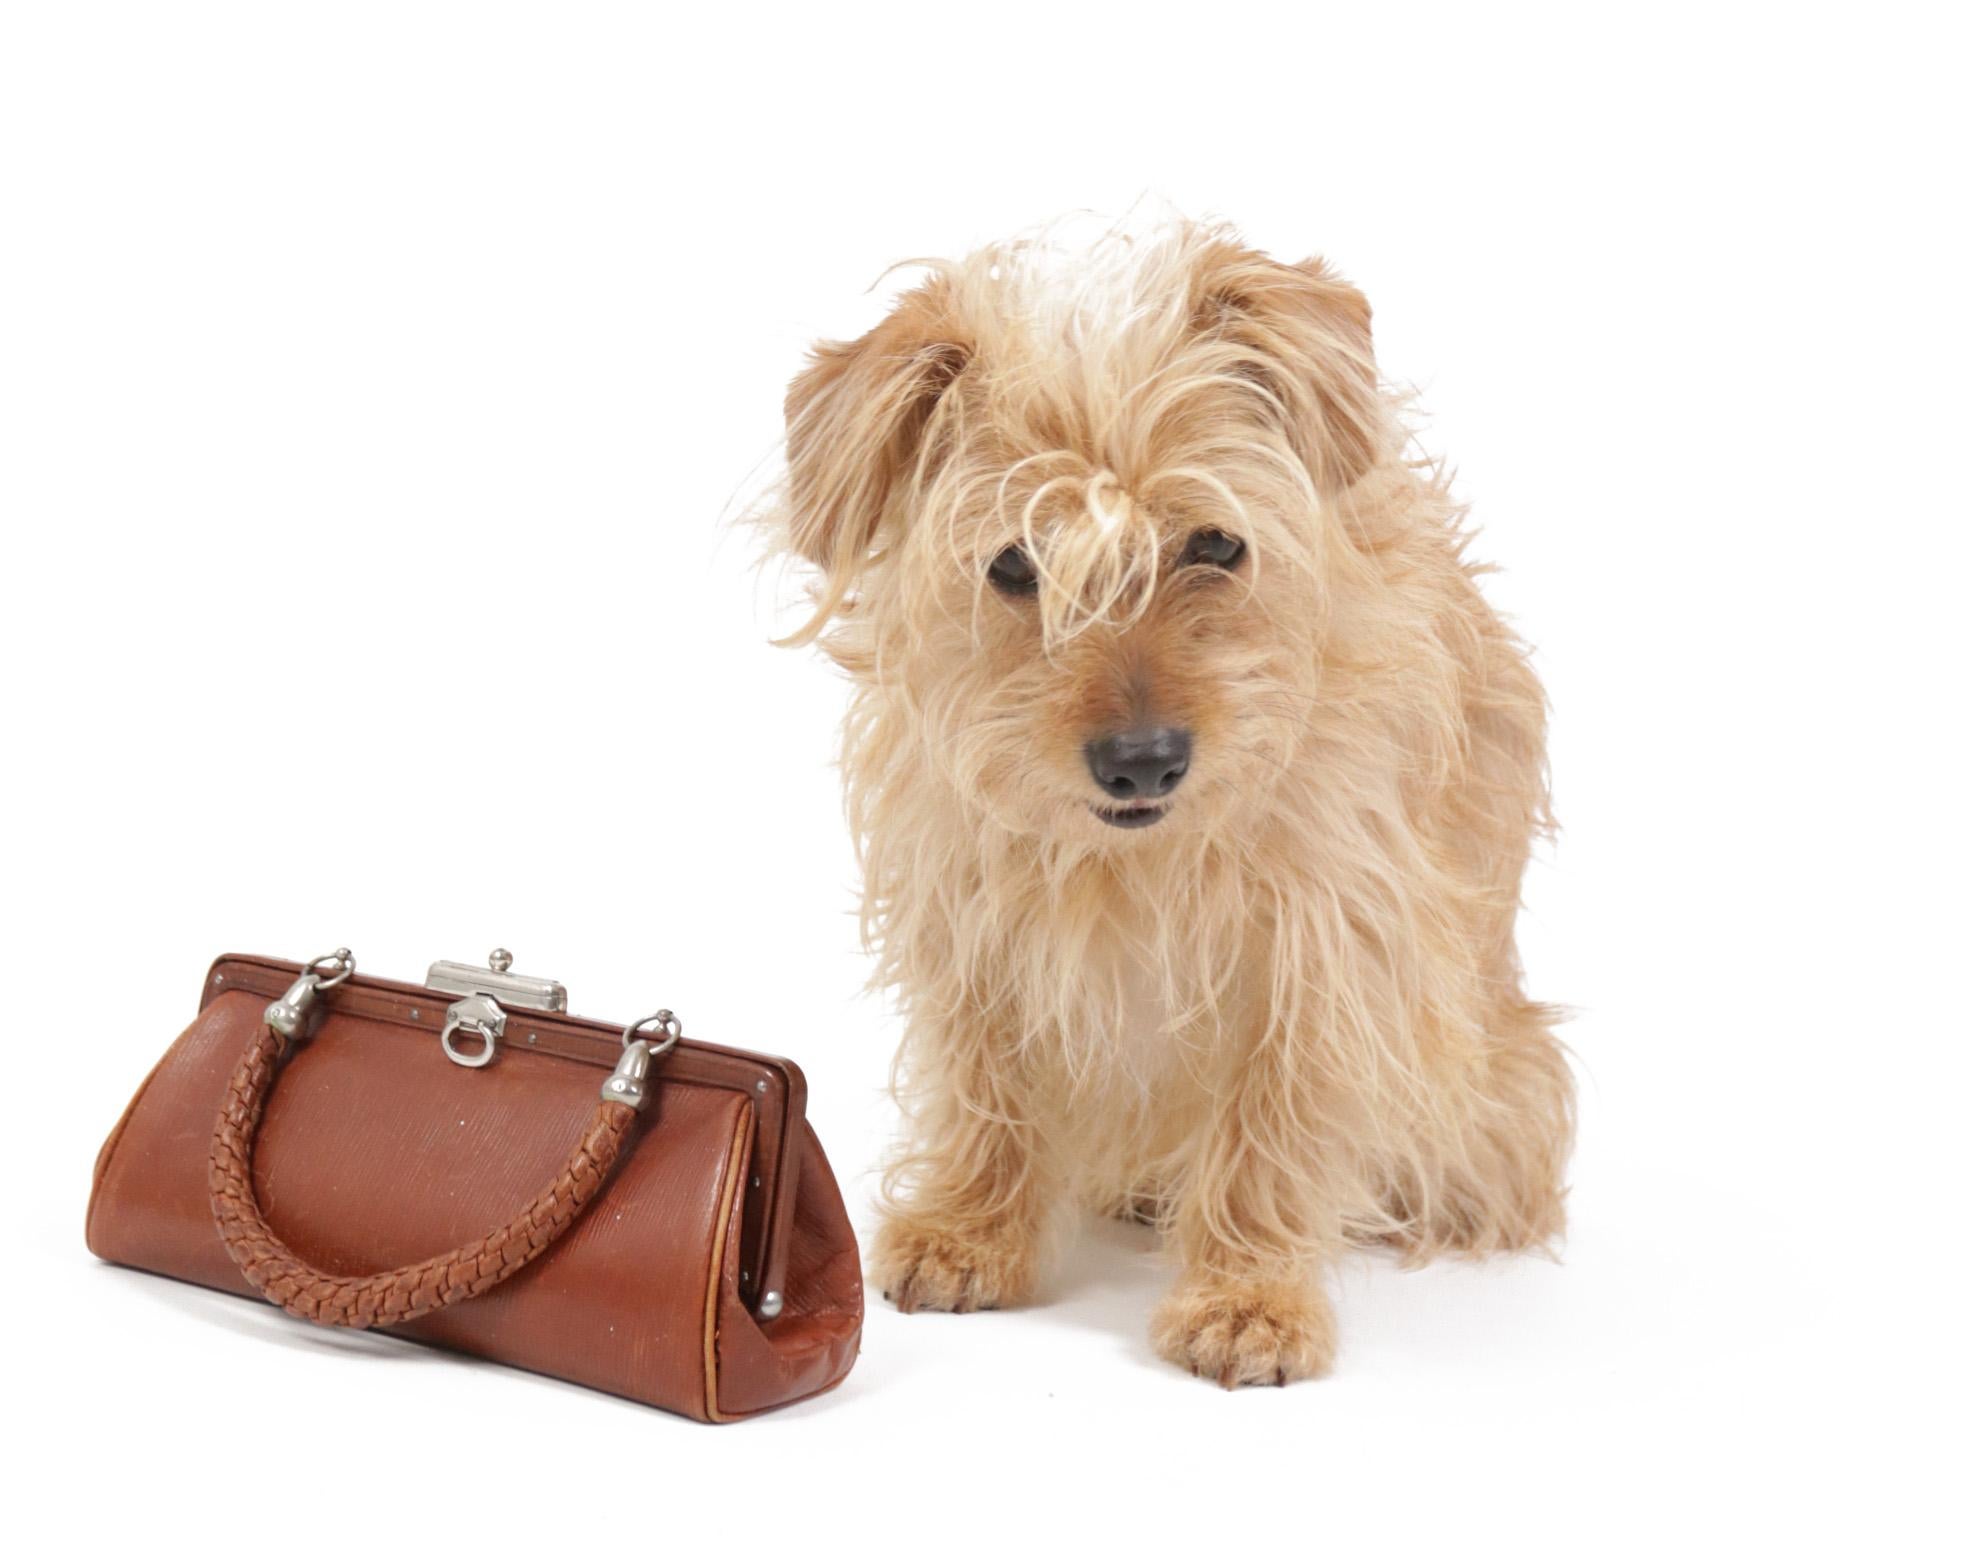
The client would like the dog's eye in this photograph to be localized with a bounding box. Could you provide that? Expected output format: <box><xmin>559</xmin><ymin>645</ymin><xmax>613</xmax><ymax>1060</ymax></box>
<box><xmin>1183</xmin><ymin>529</ymin><xmax>1246</xmax><ymax>569</ymax></box>
<box><xmin>988</xmin><ymin>544</ymin><xmax>1039</xmax><ymax>597</ymax></box>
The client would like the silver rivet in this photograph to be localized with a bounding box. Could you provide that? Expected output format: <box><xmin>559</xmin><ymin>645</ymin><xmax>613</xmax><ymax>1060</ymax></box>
<box><xmin>212</xmin><ymin>973</ymin><xmax>223</xmax><ymax>985</ymax></box>
<box><xmin>754</xmin><ymin>1079</ymin><xmax>768</xmax><ymax>1095</ymax></box>
<box><xmin>411</xmin><ymin>1008</ymin><xmax>421</xmax><ymax>1020</ymax></box>
<box><xmin>741</xmin><ymin>1270</ymin><xmax>751</xmax><ymax>1285</ymax></box>
<box><xmin>527</xmin><ymin>1031</ymin><xmax>537</xmax><ymax>1044</ymax></box>
<box><xmin>489</xmin><ymin>949</ymin><xmax>513</xmax><ymax>973</ymax></box>
<box><xmin>751</xmin><ymin>1175</ymin><xmax>761</xmax><ymax>1189</ymax></box>
<box><xmin>758</xmin><ymin>1290</ymin><xmax>784</xmax><ymax>1320</ymax></box>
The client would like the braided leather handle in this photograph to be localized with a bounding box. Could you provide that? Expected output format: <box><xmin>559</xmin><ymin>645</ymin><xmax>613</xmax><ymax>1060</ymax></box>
<box><xmin>208</xmin><ymin>1018</ymin><xmax>639</xmax><ymax>1329</ymax></box>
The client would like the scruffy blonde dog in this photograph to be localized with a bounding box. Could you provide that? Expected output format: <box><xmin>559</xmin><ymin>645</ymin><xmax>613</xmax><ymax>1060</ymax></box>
<box><xmin>771</xmin><ymin>220</ymin><xmax>1573</xmax><ymax>1387</ymax></box>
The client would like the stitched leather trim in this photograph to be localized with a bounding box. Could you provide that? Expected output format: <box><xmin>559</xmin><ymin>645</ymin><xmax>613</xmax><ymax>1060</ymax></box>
<box><xmin>703</xmin><ymin>1102</ymin><xmax>755</xmax><ymax>1423</ymax></box>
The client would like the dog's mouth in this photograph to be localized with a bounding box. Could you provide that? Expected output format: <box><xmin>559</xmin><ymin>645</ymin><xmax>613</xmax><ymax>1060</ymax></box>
<box><xmin>1091</xmin><ymin>801</ymin><xmax>1169</xmax><ymax>829</ymax></box>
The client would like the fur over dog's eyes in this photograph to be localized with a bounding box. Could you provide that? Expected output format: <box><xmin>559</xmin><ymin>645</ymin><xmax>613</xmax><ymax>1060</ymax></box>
<box><xmin>988</xmin><ymin>544</ymin><xmax>1039</xmax><ymax>596</ymax></box>
<box><xmin>1183</xmin><ymin>529</ymin><xmax>1246</xmax><ymax>569</ymax></box>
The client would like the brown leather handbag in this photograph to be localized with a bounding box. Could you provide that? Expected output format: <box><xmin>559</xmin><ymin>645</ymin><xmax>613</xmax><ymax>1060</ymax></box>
<box><xmin>87</xmin><ymin>949</ymin><xmax>863</xmax><ymax>1420</ymax></box>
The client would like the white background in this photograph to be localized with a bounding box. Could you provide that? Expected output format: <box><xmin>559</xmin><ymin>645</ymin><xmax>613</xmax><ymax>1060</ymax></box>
<box><xmin>3</xmin><ymin>3</ymin><xmax>1977</xmax><ymax>1538</ymax></box>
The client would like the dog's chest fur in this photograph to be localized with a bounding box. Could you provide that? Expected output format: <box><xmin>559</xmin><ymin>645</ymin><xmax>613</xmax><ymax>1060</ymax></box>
<box><xmin>1003</xmin><ymin>862</ymin><xmax>1251</xmax><ymax>1136</ymax></box>
<box><xmin>1025</xmin><ymin>882</ymin><xmax>1259</xmax><ymax>1198</ymax></box>
<box><xmin>1078</xmin><ymin>914</ymin><xmax>1188</xmax><ymax>1088</ymax></box>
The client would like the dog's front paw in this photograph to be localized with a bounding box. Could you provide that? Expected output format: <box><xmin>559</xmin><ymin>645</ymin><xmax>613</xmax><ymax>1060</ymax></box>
<box><xmin>872</xmin><ymin>1215</ymin><xmax>1037</xmax><ymax>1313</ymax></box>
<box><xmin>1150</xmin><ymin>1274</ymin><xmax>1336</xmax><ymax>1387</ymax></box>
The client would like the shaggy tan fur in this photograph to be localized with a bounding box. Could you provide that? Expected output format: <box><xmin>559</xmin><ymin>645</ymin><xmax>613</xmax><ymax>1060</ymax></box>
<box><xmin>771</xmin><ymin>219</ymin><xmax>1573</xmax><ymax>1386</ymax></box>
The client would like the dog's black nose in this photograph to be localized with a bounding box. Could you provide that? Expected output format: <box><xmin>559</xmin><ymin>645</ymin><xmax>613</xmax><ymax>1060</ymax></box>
<box><xmin>1085</xmin><ymin>726</ymin><xmax>1193</xmax><ymax>800</ymax></box>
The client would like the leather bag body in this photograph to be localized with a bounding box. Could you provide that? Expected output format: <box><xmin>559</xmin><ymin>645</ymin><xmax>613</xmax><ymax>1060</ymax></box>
<box><xmin>87</xmin><ymin>954</ymin><xmax>863</xmax><ymax>1420</ymax></box>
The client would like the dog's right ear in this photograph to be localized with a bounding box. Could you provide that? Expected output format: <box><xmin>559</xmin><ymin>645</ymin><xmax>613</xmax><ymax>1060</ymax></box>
<box><xmin>781</xmin><ymin>282</ymin><xmax>969</xmax><ymax>633</ymax></box>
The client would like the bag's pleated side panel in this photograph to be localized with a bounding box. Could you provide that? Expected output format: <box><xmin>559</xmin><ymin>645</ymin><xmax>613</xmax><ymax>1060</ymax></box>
<box><xmin>712</xmin><ymin>1120</ymin><xmax>864</xmax><ymax>1418</ymax></box>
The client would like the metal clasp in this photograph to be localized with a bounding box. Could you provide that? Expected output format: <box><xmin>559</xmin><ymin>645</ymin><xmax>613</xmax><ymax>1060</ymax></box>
<box><xmin>427</xmin><ymin>949</ymin><xmax>567</xmax><ymax>1069</ymax></box>
<box><xmin>424</xmin><ymin>949</ymin><xmax>568</xmax><ymax>1012</ymax></box>
<box><xmin>441</xmin><ymin>994</ymin><xmax>506</xmax><ymax>1067</ymax></box>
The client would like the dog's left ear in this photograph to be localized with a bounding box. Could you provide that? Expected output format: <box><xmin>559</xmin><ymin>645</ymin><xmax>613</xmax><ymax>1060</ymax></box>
<box><xmin>1195</xmin><ymin>247</ymin><xmax>1380</xmax><ymax>487</ymax></box>
<box><xmin>781</xmin><ymin>281</ymin><xmax>969</xmax><ymax>636</ymax></box>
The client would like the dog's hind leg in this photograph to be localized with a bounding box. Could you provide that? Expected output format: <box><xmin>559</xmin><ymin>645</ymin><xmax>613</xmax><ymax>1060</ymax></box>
<box><xmin>1375</xmin><ymin>993</ymin><xmax>1575</xmax><ymax>1261</ymax></box>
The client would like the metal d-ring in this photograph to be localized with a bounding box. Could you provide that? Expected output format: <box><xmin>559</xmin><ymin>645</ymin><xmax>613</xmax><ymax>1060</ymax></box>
<box><xmin>601</xmin><ymin>1010</ymin><xmax>681</xmax><ymax>1110</ymax></box>
<box><xmin>304</xmin><ymin>949</ymin><xmax>355</xmax><ymax>989</ymax></box>
<box><xmin>624</xmin><ymin>1009</ymin><xmax>682</xmax><ymax>1054</ymax></box>
<box><xmin>441</xmin><ymin>1018</ymin><xmax>501</xmax><ymax>1068</ymax></box>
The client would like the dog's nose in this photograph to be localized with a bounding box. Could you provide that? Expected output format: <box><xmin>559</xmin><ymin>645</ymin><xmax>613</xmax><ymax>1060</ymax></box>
<box><xmin>1085</xmin><ymin>726</ymin><xmax>1193</xmax><ymax>800</ymax></box>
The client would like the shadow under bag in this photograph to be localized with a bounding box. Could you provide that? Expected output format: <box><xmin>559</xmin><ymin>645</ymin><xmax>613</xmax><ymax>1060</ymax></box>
<box><xmin>87</xmin><ymin>950</ymin><xmax>863</xmax><ymax>1419</ymax></box>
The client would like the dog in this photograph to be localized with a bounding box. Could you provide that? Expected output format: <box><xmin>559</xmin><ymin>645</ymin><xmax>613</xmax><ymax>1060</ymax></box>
<box><xmin>770</xmin><ymin>220</ymin><xmax>1573</xmax><ymax>1386</ymax></box>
